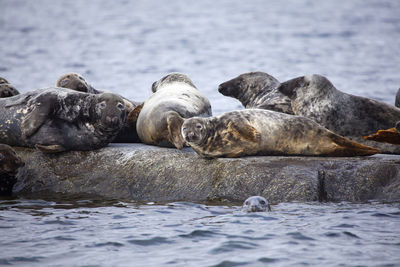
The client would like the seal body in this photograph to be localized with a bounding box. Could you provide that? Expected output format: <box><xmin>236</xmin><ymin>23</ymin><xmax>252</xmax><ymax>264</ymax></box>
<box><xmin>0</xmin><ymin>88</ymin><xmax>126</xmax><ymax>152</ymax></box>
<box><xmin>242</xmin><ymin>196</ymin><xmax>271</xmax><ymax>212</ymax></box>
<box><xmin>136</xmin><ymin>73</ymin><xmax>212</xmax><ymax>149</ymax></box>
<box><xmin>181</xmin><ymin>109</ymin><xmax>379</xmax><ymax>158</ymax></box>
<box><xmin>278</xmin><ymin>74</ymin><xmax>400</xmax><ymax>153</ymax></box>
<box><xmin>0</xmin><ymin>144</ymin><xmax>24</xmax><ymax>195</ymax></box>
<box><xmin>218</xmin><ymin>72</ymin><xmax>293</xmax><ymax>114</ymax></box>
<box><xmin>395</xmin><ymin>88</ymin><xmax>400</xmax><ymax>108</ymax></box>
<box><xmin>56</xmin><ymin>73</ymin><xmax>141</xmax><ymax>143</ymax></box>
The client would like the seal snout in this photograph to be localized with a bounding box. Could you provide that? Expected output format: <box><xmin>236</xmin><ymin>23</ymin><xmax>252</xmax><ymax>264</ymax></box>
<box><xmin>184</xmin><ymin>131</ymin><xmax>197</xmax><ymax>142</ymax></box>
<box><xmin>105</xmin><ymin>116</ymin><xmax>120</xmax><ymax>126</ymax></box>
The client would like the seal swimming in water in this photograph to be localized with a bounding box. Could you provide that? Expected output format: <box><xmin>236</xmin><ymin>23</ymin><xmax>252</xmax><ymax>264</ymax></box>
<box><xmin>0</xmin><ymin>88</ymin><xmax>126</xmax><ymax>152</ymax></box>
<box><xmin>242</xmin><ymin>196</ymin><xmax>271</xmax><ymax>212</ymax></box>
<box><xmin>181</xmin><ymin>109</ymin><xmax>379</xmax><ymax>158</ymax></box>
<box><xmin>218</xmin><ymin>72</ymin><xmax>293</xmax><ymax>114</ymax></box>
<box><xmin>0</xmin><ymin>144</ymin><xmax>24</xmax><ymax>196</ymax></box>
<box><xmin>136</xmin><ymin>73</ymin><xmax>212</xmax><ymax>149</ymax></box>
<box><xmin>0</xmin><ymin>77</ymin><xmax>20</xmax><ymax>98</ymax></box>
<box><xmin>277</xmin><ymin>74</ymin><xmax>400</xmax><ymax>153</ymax></box>
<box><xmin>56</xmin><ymin>73</ymin><xmax>142</xmax><ymax>143</ymax></box>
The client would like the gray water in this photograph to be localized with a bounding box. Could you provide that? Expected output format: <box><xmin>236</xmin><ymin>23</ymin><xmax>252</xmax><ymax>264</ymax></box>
<box><xmin>1</xmin><ymin>199</ymin><xmax>399</xmax><ymax>266</ymax></box>
<box><xmin>1</xmin><ymin>0</ymin><xmax>400</xmax><ymax>266</ymax></box>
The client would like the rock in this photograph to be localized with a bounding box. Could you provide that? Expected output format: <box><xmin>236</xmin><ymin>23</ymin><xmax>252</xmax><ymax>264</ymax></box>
<box><xmin>12</xmin><ymin>144</ymin><xmax>400</xmax><ymax>203</ymax></box>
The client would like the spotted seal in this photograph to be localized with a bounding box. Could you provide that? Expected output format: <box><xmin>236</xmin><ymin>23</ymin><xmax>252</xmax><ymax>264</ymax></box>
<box><xmin>218</xmin><ymin>72</ymin><xmax>293</xmax><ymax>114</ymax></box>
<box><xmin>0</xmin><ymin>144</ymin><xmax>24</xmax><ymax>195</ymax></box>
<box><xmin>278</xmin><ymin>74</ymin><xmax>400</xmax><ymax>153</ymax></box>
<box><xmin>0</xmin><ymin>77</ymin><xmax>20</xmax><ymax>98</ymax></box>
<box><xmin>136</xmin><ymin>73</ymin><xmax>212</xmax><ymax>149</ymax></box>
<box><xmin>242</xmin><ymin>196</ymin><xmax>271</xmax><ymax>212</ymax></box>
<box><xmin>56</xmin><ymin>73</ymin><xmax>141</xmax><ymax>143</ymax></box>
<box><xmin>0</xmin><ymin>88</ymin><xmax>126</xmax><ymax>152</ymax></box>
<box><xmin>181</xmin><ymin>109</ymin><xmax>379</xmax><ymax>158</ymax></box>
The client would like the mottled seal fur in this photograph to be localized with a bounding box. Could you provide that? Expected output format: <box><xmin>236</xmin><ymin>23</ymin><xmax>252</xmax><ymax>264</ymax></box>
<box><xmin>218</xmin><ymin>72</ymin><xmax>293</xmax><ymax>114</ymax></box>
<box><xmin>181</xmin><ymin>109</ymin><xmax>379</xmax><ymax>158</ymax></box>
<box><xmin>0</xmin><ymin>78</ymin><xmax>20</xmax><ymax>98</ymax></box>
<box><xmin>56</xmin><ymin>73</ymin><xmax>141</xmax><ymax>143</ymax></box>
<box><xmin>278</xmin><ymin>74</ymin><xmax>400</xmax><ymax>153</ymax></box>
<box><xmin>0</xmin><ymin>144</ymin><xmax>24</xmax><ymax>195</ymax></box>
<box><xmin>242</xmin><ymin>196</ymin><xmax>271</xmax><ymax>212</ymax></box>
<box><xmin>0</xmin><ymin>88</ymin><xmax>126</xmax><ymax>152</ymax></box>
<box><xmin>136</xmin><ymin>73</ymin><xmax>212</xmax><ymax>149</ymax></box>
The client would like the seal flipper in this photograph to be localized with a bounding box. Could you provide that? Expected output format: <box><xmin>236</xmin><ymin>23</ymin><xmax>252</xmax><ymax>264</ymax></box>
<box><xmin>22</xmin><ymin>103</ymin><xmax>53</xmax><ymax>138</ymax></box>
<box><xmin>363</xmin><ymin>128</ymin><xmax>400</xmax><ymax>145</ymax></box>
<box><xmin>35</xmin><ymin>144</ymin><xmax>67</xmax><ymax>153</ymax></box>
<box><xmin>166</xmin><ymin>111</ymin><xmax>185</xmax><ymax>149</ymax></box>
<box><xmin>329</xmin><ymin>133</ymin><xmax>380</xmax><ymax>156</ymax></box>
<box><xmin>127</xmin><ymin>103</ymin><xmax>143</xmax><ymax>123</ymax></box>
<box><xmin>227</xmin><ymin>121</ymin><xmax>261</xmax><ymax>143</ymax></box>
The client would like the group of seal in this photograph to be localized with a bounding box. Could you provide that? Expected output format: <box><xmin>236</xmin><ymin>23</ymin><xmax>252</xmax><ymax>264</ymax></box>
<box><xmin>218</xmin><ymin>72</ymin><xmax>400</xmax><ymax>154</ymax></box>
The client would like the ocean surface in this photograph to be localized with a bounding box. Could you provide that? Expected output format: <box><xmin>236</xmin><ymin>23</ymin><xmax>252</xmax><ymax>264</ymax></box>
<box><xmin>1</xmin><ymin>0</ymin><xmax>400</xmax><ymax>266</ymax></box>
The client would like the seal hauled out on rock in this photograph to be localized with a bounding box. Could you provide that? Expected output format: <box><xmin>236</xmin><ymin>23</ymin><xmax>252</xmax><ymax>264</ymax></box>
<box><xmin>395</xmin><ymin>88</ymin><xmax>400</xmax><ymax>108</ymax></box>
<box><xmin>242</xmin><ymin>196</ymin><xmax>271</xmax><ymax>212</ymax></box>
<box><xmin>218</xmin><ymin>72</ymin><xmax>293</xmax><ymax>114</ymax></box>
<box><xmin>56</xmin><ymin>73</ymin><xmax>100</xmax><ymax>94</ymax></box>
<box><xmin>0</xmin><ymin>144</ymin><xmax>24</xmax><ymax>196</ymax></box>
<box><xmin>181</xmin><ymin>109</ymin><xmax>379</xmax><ymax>158</ymax></box>
<box><xmin>0</xmin><ymin>88</ymin><xmax>126</xmax><ymax>152</ymax></box>
<box><xmin>277</xmin><ymin>74</ymin><xmax>400</xmax><ymax>153</ymax></box>
<box><xmin>0</xmin><ymin>77</ymin><xmax>20</xmax><ymax>98</ymax></box>
<box><xmin>56</xmin><ymin>72</ymin><xmax>142</xmax><ymax>143</ymax></box>
<box><xmin>136</xmin><ymin>73</ymin><xmax>212</xmax><ymax>149</ymax></box>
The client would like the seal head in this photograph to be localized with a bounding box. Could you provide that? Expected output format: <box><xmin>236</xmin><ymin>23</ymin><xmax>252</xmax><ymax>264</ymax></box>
<box><xmin>242</xmin><ymin>196</ymin><xmax>271</xmax><ymax>212</ymax></box>
<box><xmin>56</xmin><ymin>73</ymin><xmax>99</xmax><ymax>94</ymax></box>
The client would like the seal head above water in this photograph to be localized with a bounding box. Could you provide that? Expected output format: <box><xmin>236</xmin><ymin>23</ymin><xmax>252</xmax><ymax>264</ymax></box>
<box><xmin>242</xmin><ymin>196</ymin><xmax>271</xmax><ymax>212</ymax></box>
<box><xmin>181</xmin><ymin>109</ymin><xmax>379</xmax><ymax>158</ymax></box>
<box><xmin>136</xmin><ymin>73</ymin><xmax>212</xmax><ymax>149</ymax></box>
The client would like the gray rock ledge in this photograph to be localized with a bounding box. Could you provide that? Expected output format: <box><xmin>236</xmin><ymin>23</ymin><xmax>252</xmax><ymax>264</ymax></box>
<box><xmin>13</xmin><ymin>144</ymin><xmax>400</xmax><ymax>203</ymax></box>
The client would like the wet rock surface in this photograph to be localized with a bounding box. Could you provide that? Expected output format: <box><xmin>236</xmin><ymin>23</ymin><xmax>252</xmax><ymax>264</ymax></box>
<box><xmin>13</xmin><ymin>144</ymin><xmax>400</xmax><ymax>203</ymax></box>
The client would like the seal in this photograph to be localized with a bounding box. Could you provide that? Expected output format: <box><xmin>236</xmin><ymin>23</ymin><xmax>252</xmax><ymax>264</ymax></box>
<box><xmin>0</xmin><ymin>83</ymin><xmax>20</xmax><ymax>98</ymax></box>
<box><xmin>218</xmin><ymin>72</ymin><xmax>293</xmax><ymax>114</ymax></box>
<box><xmin>181</xmin><ymin>109</ymin><xmax>379</xmax><ymax>158</ymax></box>
<box><xmin>0</xmin><ymin>143</ymin><xmax>24</xmax><ymax>196</ymax></box>
<box><xmin>395</xmin><ymin>88</ymin><xmax>400</xmax><ymax>108</ymax></box>
<box><xmin>0</xmin><ymin>88</ymin><xmax>126</xmax><ymax>152</ymax></box>
<box><xmin>56</xmin><ymin>73</ymin><xmax>100</xmax><ymax>94</ymax></box>
<box><xmin>0</xmin><ymin>77</ymin><xmax>9</xmax><ymax>84</ymax></box>
<box><xmin>136</xmin><ymin>73</ymin><xmax>212</xmax><ymax>149</ymax></box>
<box><xmin>278</xmin><ymin>74</ymin><xmax>400</xmax><ymax>153</ymax></box>
<box><xmin>56</xmin><ymin>73</ymin><xmax>142</xmax><ymax>143</ymax></box>
<box><xmin>242</xmin><ymin>196</ymin><xmax>271</xmax><ymax>212</ymax></box>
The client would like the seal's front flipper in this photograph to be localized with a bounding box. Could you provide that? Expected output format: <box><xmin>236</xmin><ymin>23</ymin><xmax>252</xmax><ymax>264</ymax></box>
<box><xmin>166</xmin><ymin>111</ymin><xmax>185</xmax><ymax>149</ymax></box>
<box><xmin>22</xmin><ymin>104</ymin><xmax>52</xmax><ymax>138</ymax></box>
<box><xmin>127</xmin><ymin>103</ymin><xmax>143</xmax><ymax>123</ymax></box>
<box><xmin>228</xmin><ymin>121</ymin><xmax>261</xmax><ymax>143</ymax></box>
<box><xmin>35</xmin><ymin>144</ymin><xmax>67</xmax><ymax>153</ymax></box>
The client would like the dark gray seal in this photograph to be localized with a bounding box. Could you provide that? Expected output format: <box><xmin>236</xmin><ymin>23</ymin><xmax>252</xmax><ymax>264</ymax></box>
<box><xmin>0</xmin><ymin>88</ymin><xmax>126</xmax><ymax>152</ymax></box>
<box><xmin>0</xmin><ymin>77</ymin><xmax>20</xmax><ymax>98</ymax></box>
<box><xmin>136</xmin><ymin>73</ymin><xmax>212</xmax><ymax>149</ymax></box>
<box><xmin>242</xmin><ymin>196</ymin><xmax>271</xmax><ymax>212</ymax></box>
<box><xmin>181</xmin><ymin>109</ymin><xmax>379</xmax><ymax>158</ymax></box>
<box><xmin>395</xmin><ymin>88</ymin><xmax>400</xmax><ymax>108</ymax></box>
<box><xmin>218</xmin><ymin>72</ymin><xmax>293</xmax><ymax>114</ymax></box>
<box><xmin>56</xmin><ymin>73</ymin><xmax>141</xmax><ymax>143</ymax></box>
<box><xmin>278</xmin><ymin>74</ymin><xmax>400</xmax><ymax>154</ymax></box>
<box><xmin>0</xmin><ymin>144</ymin><xmax>24</xmax><ymax>196</ymax></box>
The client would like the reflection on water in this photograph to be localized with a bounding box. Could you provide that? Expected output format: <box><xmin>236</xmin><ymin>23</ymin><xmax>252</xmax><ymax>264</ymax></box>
<box><xmin>0</xmin><ymin>198</ymin><xmax>399</xmax><ymax>266</ymax></box>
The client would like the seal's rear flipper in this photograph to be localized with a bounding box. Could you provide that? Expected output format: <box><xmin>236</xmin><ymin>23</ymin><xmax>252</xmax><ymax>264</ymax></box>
<box><xmin>364</xmin><ymin>128</ymin><xmax>400</xmax><ymax>145</ymax></box>
<box><xmin>166</xmin><ymin>112</ymin><xmax>185</xmax><ymax>149</ymax></box>
<box><xmin>35</xmin><ymin>144</ymin><xmax>67</xmax><ymax>153</ymax></box>
<box><xmin>330</xmin><ymin>134</ymin><xmax>380</xmax><ymax>156</ymax></box>
<box><xmin>127</xmin><ymin>103</ymin><xmax>143</xmax><ymax>123</ymax></box>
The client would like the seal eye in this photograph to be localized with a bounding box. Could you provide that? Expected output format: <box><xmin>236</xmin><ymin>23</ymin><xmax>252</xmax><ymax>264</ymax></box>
<box><xmin>260</xmin><ymin>200</ymin><xmax>266</xmax><ymax>205</ymax></box>
<box><xmin>182</xmin><ymin>127</ymin><xmax>187</xmax><ymax>131</ymax></box>
<box><xmin>98</xmin><ymin>101</ymin><xmax>106</xmax><ymax>109</ymax></box>
<box><xmin>245</xmin><ymin>201</ymin><xmax>249</xmax><ymax>205</ymax></box>
<box><xmin>196</xmin><ymin>124</ymin><xmax>202</xmax><ymax>129</ymax></box>
<box><xmin>117</xmin><ymin>103</ymin><xmax>125</xmax><ymax>110</ymax></box>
